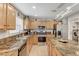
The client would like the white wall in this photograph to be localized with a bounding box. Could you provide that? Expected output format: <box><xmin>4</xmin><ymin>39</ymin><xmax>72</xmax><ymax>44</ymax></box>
<box><xmin>57</xmin><ymin>13</ymin><xmax>79</xmax><ymax>40</ymax></box>
<box><xmin>62</xmin><ymin>18</ymin><xmax>68</xmax><ymax>40</ymax></box>
<box><xmin>57</xmin><ymin>18</ymin><xmax>68</xmax><ymax>40</ymax></box>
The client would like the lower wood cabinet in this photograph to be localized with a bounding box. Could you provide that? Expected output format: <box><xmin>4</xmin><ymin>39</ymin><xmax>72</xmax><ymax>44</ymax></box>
<box><xmin>47</xmin><ymin>44</ymin><xmax>62</xmax><ymax>56</ymax></box>
<box><xmin>46</xmin><ymin>36</ymin><xmax>62</xmax><ymax>56</ymax></box>
<box><xmin>18</xmin><ymin>42</ymin><xmax>26</xmax><ymax>56</ymax></box>
<box><xmin>0</xmin><ymin>50</ymin><xmax>18</xmax><ymax>56</ymax></box>
<box><xmin>26</xmin><ymin>35</ymin><xmax>38</xmax><ymax>55</ymax></box>
<box><xmin>51</xmin><ymin>47</ymin><xmax>62</xmax><ymax>56</ymax></box>
<box><xmin>32</xmin><ymin>35</ymin><xmax>38</xmax><ymax>45</ymax></box>
<box><xmin>26</xmin><ymin>38</ymin><xmax>33</xmax><ymax>55</ymax></box>
<box><xmin>19</xmin><ymin>46</ymin><xmax>26</xmax><ymax>56</ymax></box>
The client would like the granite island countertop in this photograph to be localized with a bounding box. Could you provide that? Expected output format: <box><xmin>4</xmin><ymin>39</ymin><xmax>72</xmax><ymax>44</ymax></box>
<box><xmin>50</xmin><ymin>39</ymin><xmax>79</xmax><ymax>56</ymax></box>
<box><xmin>0</xmin><ymin>35</ymin><xmax>30</xmax><ymax>53</ymax></box>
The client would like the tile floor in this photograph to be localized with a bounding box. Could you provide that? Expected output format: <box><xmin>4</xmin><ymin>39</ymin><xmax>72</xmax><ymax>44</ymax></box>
<box><xmin>29</xmin><ymin>44</ymin><xmax>48</xmax><ymax>56</ymax></box>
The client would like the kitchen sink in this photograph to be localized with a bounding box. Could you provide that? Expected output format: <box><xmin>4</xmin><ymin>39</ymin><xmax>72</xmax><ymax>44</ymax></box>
<box><xmin>16</xmin><ymin>36</ymin><xmax>29</xmax><ymax>40</ymax></box>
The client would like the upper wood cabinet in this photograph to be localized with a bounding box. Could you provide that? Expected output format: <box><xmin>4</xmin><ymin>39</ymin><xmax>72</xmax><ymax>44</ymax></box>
<box><xmin>0</xmin><ymin>4</ymin><xmax>6</xmax><ymax>29</ymax></box>
<box><xmin>23</xmin><ymin>18</ymin><xmax>31</xmax><ymax>29</ymax></box>
<box><xmin>0</xmin><ymin>3</ymin><xmax>16</xmax><ymax>30</ymax></box>
<box><xmin>6</xmin><ymin>4</ymin><xmax>16</xmax><ymax>30</ymax></box>
<box><xmin>23</xmin><ymin>17</ymin><xmax>30</xmax><ymax>29</ymax></box>
<box><xmin>46</xmin><ymin>21</ymin><xmax>54</xmax><ymax>29</ymax></box>
<box><xmin>30</xmin><ymin>21</ymin><xmax>39</xmax><ymax>29</ymax></box>
<box><xmin>27</xmin><ymin>20</ymin><xmax>54</xmax><ymax>29</ymax></box>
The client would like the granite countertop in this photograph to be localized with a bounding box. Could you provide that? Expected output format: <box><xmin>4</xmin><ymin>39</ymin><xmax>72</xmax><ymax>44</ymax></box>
<box><xmin>0</xmin><ymin>35</ymin><xmax>30</xmax><ymax>53</ymax></box>
<box><xmin>0</xmin><ymin>30</ymin><xmax>27</xmax><ymax>40</ymax></box>
<box><xmin>51</xmin><ymin>39</ymin><xmax>79</xmax><ymax>56</ymax></box>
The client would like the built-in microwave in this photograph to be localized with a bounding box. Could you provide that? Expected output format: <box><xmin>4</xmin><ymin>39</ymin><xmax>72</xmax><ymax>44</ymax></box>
<box><xmin>38</xmin><ymin>26</ymin><xmax>45</xmax><ymax>29</ymax></box>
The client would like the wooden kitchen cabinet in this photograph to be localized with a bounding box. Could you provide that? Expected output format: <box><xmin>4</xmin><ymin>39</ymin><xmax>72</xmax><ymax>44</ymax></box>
<box><xmin>26</xmin><ymin>35</ymin><xmax>38</xmax><ymax>55</ymax></box>
<box><xmin>0</xmin><ymin>50</ymin><xmax>18</xmax><ymax>56</ymax></box>
<box><xmin>46</xmin><ymin>38</ymin><xmax>52</xmax><ymax>55</ymax></box>
<box><xmin>23</xmin><ymin>17</ymin><xmax>30</xmax><ymax>29</ymax></box>
<box><xmin>30</xmin><ymin>21</ymin><xmax>38</xmax><ymax>29</ymax></box>
<box><xmin>47</xmin><ymin>42</ymin><xmax>62</xmax><ymax>56</ymax></box>
<box><xmin>28</xmin><ymin>35</ymin><xmax>38</xmax><ymax>45</ymax></box>
<box><xmin>46</xmin><ymin>36</ymin><xmax>62</xmax><ymax>56</ymax></box>
<box><xmin>6</xmin><ymin>4</ymin><xmax>16</xmax><ymax>30</ymax></box>
<box><xmin>26</xmin><ymin>37</ymin><xmax>33</xmax><ymax>55</ymax></box>
<box><xmin>29</xmin><ymin>35</ymin><xmax>38</xmax><ymax>45</ymax></box>
<box><xmin>0</xmin><ymin>4</ymin><xmax>6</xmax><ymax>29</ymax></box>
<box><xmin>30</xmin><ymin>21</ymin><xmax>34</xmax><ymax>29</ymax></box>
<box><xmin>46</xmin><ymin>21</ymin><xmax>53</xmax><ymax>29</ymax></box>
<box><xmin>28</xmin><ymin>20</ymin><xmax>55</xmax><ymax>30</ymax></box>
<box><xmin>19</xmin><ymin>43</ymin><xmax>26</xmax><ymax>56</ymax></box>
<box><xmin>52</xmin><ymin>47</ymin><xmax>62</xmax><ymax>56</ymax></box>
<box><xmin>32</xmin><ymin>35</ymin><xmax>38</xmax><ymax>45</ymax></box>
<box><xmin>0</xmin><ymin>3</ymin><xmax>16</xmax><ymax>30</ymax></box>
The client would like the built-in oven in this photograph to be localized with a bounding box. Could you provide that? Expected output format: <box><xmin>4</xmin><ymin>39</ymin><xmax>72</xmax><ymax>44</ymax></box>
<box><xmin>38</xmin><ymin>37</ymin><xmax>46</xmax><ymax>42</ymax></box>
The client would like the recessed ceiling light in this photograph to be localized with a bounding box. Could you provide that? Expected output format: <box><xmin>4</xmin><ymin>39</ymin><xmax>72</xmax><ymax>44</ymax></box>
<box><xmin>35</xmin><ymin>15</ymin><xmax>37</xmax><ymax>16</ymax></box>
<box><xmin>66</xmin><ymin>3</ymin><xmax>78</xmax><ymax>10</ymax></box>
<box><xmin>32</xmin><ymin>6</ymin><xmax>36</xmax><ymax>9</ymax></box>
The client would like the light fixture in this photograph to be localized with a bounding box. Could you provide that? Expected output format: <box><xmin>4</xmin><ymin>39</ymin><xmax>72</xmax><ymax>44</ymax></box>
<box><xmin>56</xmin><ymin>3</ymin><xmax>78</xmax><ymax>19</ymax></box>
<box><xmin>66</xmin><ymin>3</ymin><xmax>78</xmax><ymax>10</ymax></box>
<box><xmin>32</xmin><ymin>6</ymin><xmax>36</xmax><ymax>9</ymax></box>
<box><xmin>66</xmin><ymin>7</ymin><xmax>71</xmax><ymax>10</ymax></box>
<box><xmin>55</xmin><ymin>11</ymin><xmax>65</xmax><ymax>19</ymax></box>
<box><xmin>60</xmin><ymin>10</ymin><xmax>72</xmax><ymax>19</ymax></box>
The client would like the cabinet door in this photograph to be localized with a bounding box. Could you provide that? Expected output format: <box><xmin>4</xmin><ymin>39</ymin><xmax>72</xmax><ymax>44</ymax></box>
<box><xmin>28</xmin><ymin>20</ymin><xmax>31</xmax><ymax>29</ymax></box>
<box><xmin>30</xmin><ymin>21</ymin><xmax>35</xmax><ymax>29</ymax></box>
<box><xmin>7</xmin><ymin>4</ymin><xmax>16</xmax><ymax>30</ymax></box>
<box><xmin>19</xmin><ymin>46</ymin><xmax>26</xmax><ymax>56</ymax></box>
<box><xmin>26</xmin><ymin>38</ymin><xmax>33</xmax><ymax>55</ymax></box>
<box><xmin>30</xmin><ymin>21</ymin><xmax>40</xmax><ymax>29</ymax></box>
<box><xmin>45</xmin><ymin>21</ymin><xmax>54</xmax><ymax>29</ymax></box>
<box><xmin>32</xmin><ymin>35</ymin><xmax>38</xmax><ymax>45</ymax></box>
<box><xmin>23</xmin><ymin>17</ymin><xmax>29</xmax><ymax>29</ymax></box>
<box><xmin>0</xmin><ymin>4</ymin><xmax>6</xmax><ymax>30</ymax></box>
<box><xmin>52</xmin><ymin>47</ymin><xmax>62</xmax><ymax>56</ymax></box>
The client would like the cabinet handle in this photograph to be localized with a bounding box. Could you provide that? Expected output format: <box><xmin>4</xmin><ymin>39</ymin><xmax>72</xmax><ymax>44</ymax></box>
<box><xmin>4</xmin><ymin>25</ymin><xmax>7</xmax><ymax>26</ymax></box>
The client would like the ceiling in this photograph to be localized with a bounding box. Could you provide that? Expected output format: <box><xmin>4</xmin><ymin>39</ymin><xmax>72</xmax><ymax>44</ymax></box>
<box><xmin>12</xmin><ymin>3</ymin><xmax>79</xmax><ymax>20</ymax></box>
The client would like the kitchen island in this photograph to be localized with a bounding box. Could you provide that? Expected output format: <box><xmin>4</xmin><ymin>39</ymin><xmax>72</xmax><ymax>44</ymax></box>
<box><xmin>0</xmin><ymin>35</ymin><xmax>30</xmax><ymax>56</ymax></box>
